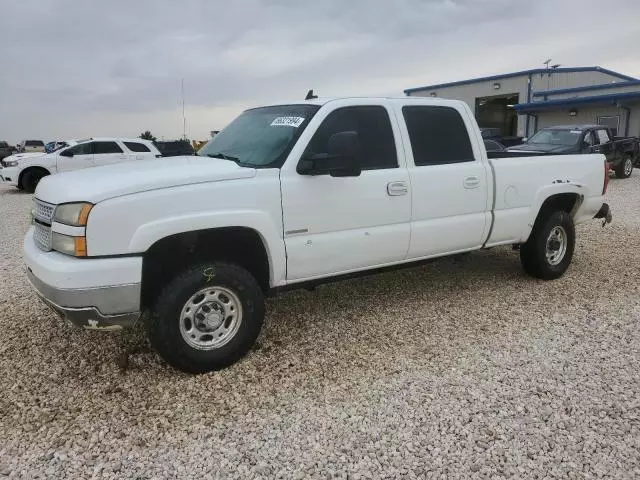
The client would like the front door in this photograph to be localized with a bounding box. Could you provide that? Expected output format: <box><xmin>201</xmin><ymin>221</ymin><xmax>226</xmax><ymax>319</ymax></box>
<box><xmin>280</xmin><ymin>103</ymin><xmax>411</xmax><ymax>282</ymax></box>
<box><xmin>57</xmin><ymin>142</ymin><xmax>94</xmax><ymax>172</ymax></box>
<box><xmin>398</xmin><ymin>103</ymin><xmax>491</xmax><ymax>257</ymax></box>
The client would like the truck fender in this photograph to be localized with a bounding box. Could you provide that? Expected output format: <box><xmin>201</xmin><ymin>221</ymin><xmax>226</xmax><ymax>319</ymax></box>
<box><xmin>128</xmin><ymin>210</ymin><xmax>286</xmax><ymax>286</ymax></box>
<box><xmin>518</xmin><ymin>183</ymin><xmax>584</xmax><ymax>242</ymax></box>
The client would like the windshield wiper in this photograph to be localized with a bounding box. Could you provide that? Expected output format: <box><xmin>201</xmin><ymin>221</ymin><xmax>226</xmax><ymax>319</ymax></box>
<box><xmin>204</xmin><ymin>152</ymin><xmax>240</xmax><ymax>162</ymax></box>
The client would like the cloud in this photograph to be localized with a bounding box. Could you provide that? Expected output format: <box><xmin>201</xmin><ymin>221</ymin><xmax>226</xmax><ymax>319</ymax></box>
<box><xmin>0</xmin><ymin>0</ymin><xmax>639</xmax><ymax>143</ymax></box>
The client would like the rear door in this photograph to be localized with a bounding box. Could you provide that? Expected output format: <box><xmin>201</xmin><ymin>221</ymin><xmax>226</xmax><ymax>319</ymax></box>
<box><xmin>280</xmin><ymin>101</ymin><xmax>411</xmax><ymax>281</ymax></box>
<box><xmin>93</xmin><ymin>141</ymin><xmax>129</xmax><ymax>166</ymax></box>
<box><xmin>123</xmin><ymin>141</ymin><xmax>155</xmax><ymax>161</ymax></box>
<box><xmin>57</xmin><ymin>142</ymin><xmax>94</xmax><ymax>171</ymax></box>
<box><xmin>397</xmin><ymin>102</ymin><xmax>491</xmax><ymax>258</ymax></box>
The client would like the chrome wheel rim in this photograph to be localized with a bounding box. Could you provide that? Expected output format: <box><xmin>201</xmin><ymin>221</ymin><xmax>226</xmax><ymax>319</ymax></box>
<box><xmin>179</xmin><ymin>286</ymin><xmax>242</xmax><ymax>350</ymax></box>
<box><xmin>624</xmin><ymin>158</ymin><xmax>633</xmax><ymax>176</ymax></box>
<box><xmin>545</xmin><ymin>226</ymin><xmax>567</xmax><ymax>266</ymax></box>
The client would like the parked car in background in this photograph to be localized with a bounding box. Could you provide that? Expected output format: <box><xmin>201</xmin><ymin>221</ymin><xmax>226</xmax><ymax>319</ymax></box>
<box><xmin>0</xmin><ymin>141</ymin><xmax>15</xmax><ymax>160</ymax></box>
<box><xmin>480</xmin><ymin>127</ymin><xmax>523</xmax><ymax>147</ymax></box>
<box><xmin>23</xmin><ymin>96</ymin><xmax>612</xmax><ymax>373</ymax></box>
<box><xmin>16</xmin><ymin>140</ymin><xmax>45</xmax><ymax>153</ymax></box>
<box><xmin>0</xmin><ymin>137</ymin><xmax>161</xmax><ymax>192</ymax></box>
<box><xmin>483</xmin><ymin>139</ymin><xmax>506</xmax><ymax>152</ymax></box>
<box><xmin>507</xmin><ymin>125</ymin><xmax>639</xmax><ymax>178</ymax></box>
<box><xmin>154</xmin><ymin>140</ymin><xmax>196</xmax><ymax>157</ymax></box>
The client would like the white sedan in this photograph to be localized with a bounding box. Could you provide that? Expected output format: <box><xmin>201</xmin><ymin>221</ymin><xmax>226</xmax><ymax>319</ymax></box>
<box><xmin>0</xmin><ymin>137</ymin><xmax>161</xmax><ymax>192</ymax></box>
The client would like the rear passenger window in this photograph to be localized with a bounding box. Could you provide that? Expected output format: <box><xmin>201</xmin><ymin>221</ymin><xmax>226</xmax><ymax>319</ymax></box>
<box><xmin>304</xmin><ymin>106</ymin><xmax>397</xmax><ymax>170</ymax></box>
<box><xmin>402</xmin><ymin>106</ymin><xmax>475</xmax><ymax>165</ymax></box>
<box><xmin>124</xmin><ymin>141</ymin><xmax>151</xmax><ymax>152</ymax></box>
<box><xmin>93</xmin><ymin>141</ymin><xmax>123</xmax><ymax>154</ymax></box>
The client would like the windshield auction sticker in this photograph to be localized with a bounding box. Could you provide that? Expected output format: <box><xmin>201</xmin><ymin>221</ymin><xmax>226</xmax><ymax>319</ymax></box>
<box><xmin>270</xmin><ymin>117</ymin><xmax>305</xmax><ymax>128</ymax></box>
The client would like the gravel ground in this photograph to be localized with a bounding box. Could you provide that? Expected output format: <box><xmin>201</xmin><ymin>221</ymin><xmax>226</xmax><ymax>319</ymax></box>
<box><xmin>1</xmin><ymin>173</ymin><xmax>639</xmax><ymax>479</ymax></box>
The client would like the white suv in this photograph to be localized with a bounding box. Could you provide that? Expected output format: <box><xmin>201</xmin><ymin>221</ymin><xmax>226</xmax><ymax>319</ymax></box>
<box><xmin>0</xmin><ymin>137</ymin><xmax>160</xmax><ymax>192</ymax></box>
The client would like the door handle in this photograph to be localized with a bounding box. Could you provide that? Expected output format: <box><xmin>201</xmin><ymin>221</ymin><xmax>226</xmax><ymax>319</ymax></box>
<box><xmin>387</xmin><ymin>181</ymin><xmax>408</xmax><ymax>196</ymax></box>
<box><xmin>463</xmin><ymin>176</ymin><xmax>481</xmax><ymax>189</ymax></box>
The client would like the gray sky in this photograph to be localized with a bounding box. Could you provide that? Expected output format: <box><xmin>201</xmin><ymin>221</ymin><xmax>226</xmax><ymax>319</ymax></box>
<box><xmin>1</xmin><ymin>0</ymin><xmax>640</xmax><ymax>144</ymax></box>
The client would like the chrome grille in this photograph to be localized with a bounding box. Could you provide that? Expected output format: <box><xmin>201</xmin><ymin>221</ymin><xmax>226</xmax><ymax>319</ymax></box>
<box><xmin>34</xmin><ymin>199</ymin><xmax>55</xmax><ymax>223</ymax></box>
<box><xmin>34</xmin><ymin>222</ymin><xmax>52</xmax><ymax>251</ymax></box>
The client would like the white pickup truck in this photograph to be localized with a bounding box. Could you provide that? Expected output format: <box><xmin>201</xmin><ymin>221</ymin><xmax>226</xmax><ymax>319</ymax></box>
<box><xmin>24</xmin><ymin>97</ymin><xmax>612</xmax><ymax>373</ymax></box>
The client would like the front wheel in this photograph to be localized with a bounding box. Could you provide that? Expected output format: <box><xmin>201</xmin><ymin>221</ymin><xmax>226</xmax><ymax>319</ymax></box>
<box><xmin>615</xmin><ymin>155</ymin><xmax>634</xmax><ymax>179</ymax></box>
<box><xmin>520</xmin><ymin>210</ymin><xmax>575</xmax><ymax>280</ymax></box>
<box><xmin>22</xmin><ymin>169</ymin><xmax>48</xmax><ymax>193</ymax></box>
<box><xmin>145</xmin><ymin>262</ymin><xmax>265</xmax><ymax>373</ymax></box>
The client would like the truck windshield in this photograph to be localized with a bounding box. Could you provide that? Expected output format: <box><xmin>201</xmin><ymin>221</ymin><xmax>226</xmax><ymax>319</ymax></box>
<box><xmin>198</xmin><ymin>104</ymin><xmax>320</xmax><ymax>167</ymax></box>
<box><xmin>528</xmin><ymin>129</ymin><xmax>580</xmax><ymax>146</ymax></box>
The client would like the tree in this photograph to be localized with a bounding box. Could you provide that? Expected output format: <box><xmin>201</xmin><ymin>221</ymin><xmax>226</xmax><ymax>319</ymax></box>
<box><xmin>139</xmin><ymin>131</ymin><xmax>157</xmax><ymax>142</ymax></box>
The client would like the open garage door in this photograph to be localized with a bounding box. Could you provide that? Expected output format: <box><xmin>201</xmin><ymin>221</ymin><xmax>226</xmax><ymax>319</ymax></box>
<box><xmin>475</xmin><ymin>93</ymin><xmax>519</xmax><ymax>136</ymax></box>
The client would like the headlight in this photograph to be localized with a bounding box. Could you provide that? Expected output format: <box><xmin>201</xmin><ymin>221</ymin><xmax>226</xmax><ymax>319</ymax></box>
<box><xmin>53</xmin><ymin>202</ymin><xmax>93</xmax><ymax>226</ymax></box>
<box><xmin>3</xmin><ymin>160</ymin><xmax>18</xmax><ymax>167</ymax></box>
<box><xmin>51</xmin><ymin>232</ymin><xmax>87</xmax><ymax>257</ymax></box>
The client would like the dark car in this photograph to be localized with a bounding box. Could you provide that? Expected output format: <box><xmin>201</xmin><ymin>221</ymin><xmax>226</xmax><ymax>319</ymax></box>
<box><xmin>154</xmin><ymin>140</ymin><xmax>196</xmax><ymax>157</ymax></box>
<box><xmin>480</xmin><ymin>127</ymin><xmax>523</xmax><ymax>147</ymax></box>
<box><xmin>508</xmin><ymin>125</ymin><xmax>639</xmax><ymax>178</ymax></box>
<box><xmin>0</xmin><ymin>141</ymin><xmax>14</xmax><ymax>160</ymax></box>
<box><xmin>483</xmin><ymin>139</ymin><xmax>506</xmax><ymax>153</ymax></box>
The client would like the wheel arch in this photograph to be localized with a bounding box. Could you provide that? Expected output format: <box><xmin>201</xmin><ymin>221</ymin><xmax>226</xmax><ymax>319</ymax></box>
<box><xmin>140</xmin><ymin>226</ymin><xmax>272</xmax><ymax>311</ymax></box>
<box><xmin>520</xmin><ymin>189</ymin><xmax>583</xmax><ymax>243</ymax></box>
<box><xmin>18</xmin><ymin>165</ymin><xmax>50</xmax><ymax>188</ymax></box>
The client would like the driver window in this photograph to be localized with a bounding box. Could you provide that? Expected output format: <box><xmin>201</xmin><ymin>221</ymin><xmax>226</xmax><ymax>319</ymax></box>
<box><xmin>583</xmin><ymin>131</ymin><xmax>595</xmax><ymax>147</ymax></box>
<box><xmin>303</xmin><ymin>106</ymin><xmax>398</xmax><ymax>170</ymax></box>
<box><xmin>64</xmin><ymin>142</ymin><xmax>93</xmax><ymax>156</ymax></box>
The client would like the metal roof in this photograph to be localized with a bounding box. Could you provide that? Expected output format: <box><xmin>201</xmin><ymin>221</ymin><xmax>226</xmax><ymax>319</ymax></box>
<box><xmin>403</xmin><ymin>66</ymin><xmax>637</xmax><ymax>94</ymax></box>
<box><xmin>514</xmin><ymin>91</ymin><xmax>640</xmax><ymax>112</ymax></box>
<box><xmin>533</xmin><ymin>80</ymin><xmax>640</xmax><ymax>98</ymax></box>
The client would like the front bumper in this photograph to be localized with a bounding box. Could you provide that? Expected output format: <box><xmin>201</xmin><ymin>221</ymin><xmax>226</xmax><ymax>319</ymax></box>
<box><xmin>594</xmin><ymin>202</ymin><xmax>613</xmax><ymax>225</ymax></box>
<box><xmin>24</xmin><ymin>227</ymin><xmax>142</xmax><ymax>330</ymax></box>
<box><xmin>26</xmin><ymin>269</ymin><xmax>141</xmax><ymax>330</ymax></box>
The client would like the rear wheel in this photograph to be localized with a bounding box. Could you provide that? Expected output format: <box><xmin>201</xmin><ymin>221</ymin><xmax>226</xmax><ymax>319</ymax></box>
<box><xmin>145</xmin><ymin>262</ymin><xmax>264</xmax><ymax>373</ymax></box>
<box><xmin>520</xmin><ymin>210</ymin><xmax>575</xmax><ymax>280</ymax></box>
<box><xmin>22</xmin><ymin>169</ymin><xmax>49</xmax><ymax>193</ymax></box>
<box><xmin>615</xmin><ymin>155</ymin><xmax>634</xmax><ymax>179</ymax></box>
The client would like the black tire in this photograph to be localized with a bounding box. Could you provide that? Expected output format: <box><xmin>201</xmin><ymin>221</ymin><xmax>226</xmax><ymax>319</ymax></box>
<box><xmin>520</xmin><ymin>210</ymin><xmax>575</xmax><ymax>280</ymax></box>
<box><xmin>614</xmin><ymin>155</ymin><xmax>634</xmax><ymax>179</ymax></box>
<box><xmin>22</xmin><ymin>169</ymin><xmax>48</xmax><ymax>193</ymax></box>
<box><xmin>145</xmin><ymin>262</ymin><xmax>264</xmax><ymax>374</ymax></box>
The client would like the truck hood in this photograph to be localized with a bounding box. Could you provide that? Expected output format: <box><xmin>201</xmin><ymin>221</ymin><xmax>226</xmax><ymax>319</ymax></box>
<box><xmin>35</xmin><ymin>156</ymin><xmax>257</xmax><ymax>204</ymax></box>
<box><xmin>507</xmin><ymin>143</ymin><xmax>576</xmax><ymax>154</ymax></box>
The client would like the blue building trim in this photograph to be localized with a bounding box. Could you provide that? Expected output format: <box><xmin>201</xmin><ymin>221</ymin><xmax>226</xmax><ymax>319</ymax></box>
<box><xmin>532</xmin><ymin>80</ymin><xmax>640</xmax><ymax>97</ymax></box>
<box><xmin>403</xmin><ymin>66</ymin><xmax>636</xmax><ymax>94</ymax></box>
<box><xmin>514</xmin><ymin>91</ymin><xmax>640</xmax><ymax>112</ymax></box>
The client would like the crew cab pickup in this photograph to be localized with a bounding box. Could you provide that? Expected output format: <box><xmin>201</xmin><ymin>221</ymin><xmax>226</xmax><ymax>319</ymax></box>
<box><xmin>1</xmin><ymin>138</ymin><xmax>160</xmax><ymax>192</ymax></box>
<box><xmin>24</xmin><ymin>97</ymin><xmax>612</xmax><ymax>373</ymax></box>
<box><xmin>508</xmin><ymin>125</ymin><xmax>639</xmax><ymax>179</ymax></box>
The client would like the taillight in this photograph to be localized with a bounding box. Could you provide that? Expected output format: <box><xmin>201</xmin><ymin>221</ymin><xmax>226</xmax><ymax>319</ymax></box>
<box><xmin>602</xmin><ymin>160</ymin><xmax>609</xmax><ymax>195</ymax></box>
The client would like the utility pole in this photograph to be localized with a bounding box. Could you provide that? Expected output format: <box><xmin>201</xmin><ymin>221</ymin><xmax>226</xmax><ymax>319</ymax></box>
<box><xmin>181</xmin><ymin>78</ymin><xmax>186</xmax><ymax>140</ymax></box>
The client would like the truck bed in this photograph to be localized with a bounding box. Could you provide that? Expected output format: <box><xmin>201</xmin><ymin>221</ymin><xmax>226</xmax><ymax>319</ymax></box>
<box><xmin>486</xmin><ymin>153</ymin><xmax>606</xmax><ymax>246</ymax></box>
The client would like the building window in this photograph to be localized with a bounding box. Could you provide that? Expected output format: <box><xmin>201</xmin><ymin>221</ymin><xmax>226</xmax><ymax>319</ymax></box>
<box><xmin>598</xmin><ymin>115</ymin><xmax>620</xmax><ymax>136</ymax></box>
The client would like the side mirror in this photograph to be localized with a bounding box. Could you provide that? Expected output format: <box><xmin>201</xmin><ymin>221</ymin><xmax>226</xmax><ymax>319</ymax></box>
<box><xmin>298</xmin><ymin>131</ymin><xmax>361</xmax><ymax>177</ymax></box>
<box><xmin>59</xmin><ymin>149</ymin><xmax>74</xmax><ymax>157</ymax></box>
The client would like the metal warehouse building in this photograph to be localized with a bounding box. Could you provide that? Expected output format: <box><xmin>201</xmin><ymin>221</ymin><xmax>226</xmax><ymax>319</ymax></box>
<box><xmin>404</xmin><ymin>66</ymin><xmax>640</xmax><ymax>139</ymax></box>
